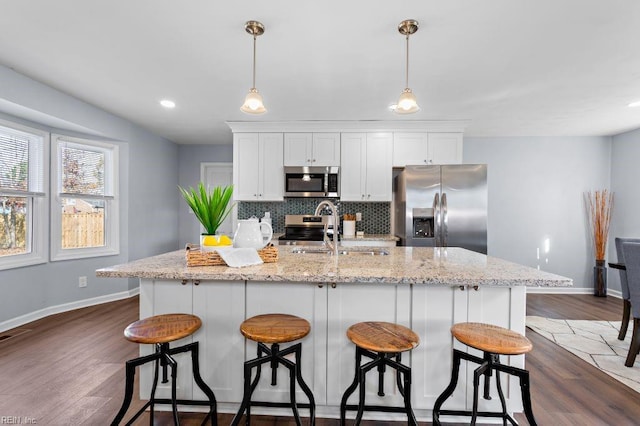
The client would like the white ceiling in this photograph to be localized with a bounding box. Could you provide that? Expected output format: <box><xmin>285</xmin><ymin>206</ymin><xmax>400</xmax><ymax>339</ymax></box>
<box><xmin>1</xmin><ymin>1</ymin><xmax>639</xmax><ymax>145</ymax></box>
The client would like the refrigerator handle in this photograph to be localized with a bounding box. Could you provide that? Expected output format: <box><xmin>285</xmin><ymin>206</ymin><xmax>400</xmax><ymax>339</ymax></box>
<box><xmin>433</xmin><ymin>193</ymin><xmax>440</xmax><ymax>246</ymax></box>
<box><xmin>442</xmin><ymin>192</ymin><xmax>448</xmax><ymax>248</ymax></box>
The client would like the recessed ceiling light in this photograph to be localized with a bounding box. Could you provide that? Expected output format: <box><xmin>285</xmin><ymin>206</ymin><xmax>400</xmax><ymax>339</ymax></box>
<box><xmin>160</xmin><ymin>99</ymin><xmax>176</xmax><ymax>109</ymax></box>
<box><xmin>629</xmin><ymin>100</ymin><xmax>640</xmax><ymax>108</ymax></box>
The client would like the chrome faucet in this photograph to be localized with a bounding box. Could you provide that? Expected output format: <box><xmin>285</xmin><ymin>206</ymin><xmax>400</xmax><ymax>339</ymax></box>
<box><xmin>314</xmin><ymin>200</ymin><xmax>339</xmax><ymax>256</ymax></box>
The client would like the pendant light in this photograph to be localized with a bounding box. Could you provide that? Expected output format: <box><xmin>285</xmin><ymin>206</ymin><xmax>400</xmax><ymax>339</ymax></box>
<box><xmin>395</xmin><ymin>19</ymin><xmax>420</xmax><ymax>114</ymax></box>
<box><xmin>240</xmin><ymin>21</ymin><xmax>267</xmax><ymax>114</ymax></box>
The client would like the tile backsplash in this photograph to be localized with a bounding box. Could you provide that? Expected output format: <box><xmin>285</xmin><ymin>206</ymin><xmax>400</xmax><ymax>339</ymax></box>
<box><xmin>237</xmin><ymin>199</ymin><xmax>390</xmax><ymax>234</ymax></box>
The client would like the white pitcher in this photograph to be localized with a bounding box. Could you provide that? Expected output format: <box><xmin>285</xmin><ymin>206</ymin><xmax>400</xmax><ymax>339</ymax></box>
<box><xmin>233</xmin><ymin>219</ymin><xmax>273</xmax><ymax>249</ymax></box>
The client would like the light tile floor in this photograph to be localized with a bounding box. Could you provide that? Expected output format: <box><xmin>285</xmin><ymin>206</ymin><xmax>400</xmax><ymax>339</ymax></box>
<box><xmin>526</xmin><ymin>316</ymin><xmax>640</xmax><ymax>393</ymax></box>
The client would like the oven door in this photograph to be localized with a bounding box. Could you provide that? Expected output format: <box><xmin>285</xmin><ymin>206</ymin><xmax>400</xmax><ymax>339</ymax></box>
<box><xmin>284</xmin><ymin>167</ymin><xmax>328</xmax><ymax>197</ymax></box>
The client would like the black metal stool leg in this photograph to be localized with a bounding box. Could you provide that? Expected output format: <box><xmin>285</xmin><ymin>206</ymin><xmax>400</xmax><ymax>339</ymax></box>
<box><xmin>471</xmin><ymin>360</ymin><xmax>490</xmax><ymax>426</ymax></box>
<box><xmin>231</xmin><ymin>356</ymin><xmax>264</xmax><ymax>426</ymax></box>
<box><xmin>147</xmin><ymin>356</ymin><xmax>161</xmax><ymax>426</ymax></box>
<box><xmin>185</xmin><ymin>342</ymin><xmax>218</xmax><ymax>426</ymax></box>
<box><xmin>111</xmin><ymin>359</ymin><xmax>138</xmax><ymax>426</ymax></box>
<box><xmin>293</xmin><ymin>343</ymin><xmax>316</xmax><ymax>425</ymax></box>
<box><xmin>432</xmin><ymin>348</ymin><xmax>463</xmax><ymax>425</ymax></box>
<box><xmin>354</xmin><ymin>359</ymin><xmax>368</xmax><ymax>426</ymax></box>
<box><xmin>517</xmin><ymin>368</ymin><xmax>537</xmax><ymax>426</ymax></box>
<box><xmin>165</xmin><ymin>352</ymin><xmax>180</xmax><ymax>425</ymax></box>
<box><xmin>340</xmin><ymin>346</ymin><xmax>362</xmax><ymax>425</ymax></box>
<box><xmin>491</xmin><ymin>359</ymin><xmax>509</xmax><ymax>426</ymax></box>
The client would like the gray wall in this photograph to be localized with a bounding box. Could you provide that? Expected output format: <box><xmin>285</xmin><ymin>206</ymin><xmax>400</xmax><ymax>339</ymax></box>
<box><xmin>0</xmin><ymin>65</ymin><xmax>178</xmax><ymax>326</ymax></box>
<box><xmin>464</xmin><ymin>136</ymin><xmax>612</xmax><ymax>291</ymax></box>
<box><xmin>608</xmin><ymin>128</ymin><xmax>640</xmax><ymax>293</ymax></box>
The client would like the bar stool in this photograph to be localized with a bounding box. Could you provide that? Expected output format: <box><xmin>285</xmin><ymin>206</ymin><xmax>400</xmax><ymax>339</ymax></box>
<box><xmin>433</xmin><ymin>322</ymin><xmax>537</xmax><ymax>426</ymax></box>
<box><xmin>112</xmin><ymin>313</ymin><xmax>217</xmax><ymax>426</ymax></box>
<box><xmin>340</xmin><ymin>321</ymin><xmax>420</xmax><ymax>425</ymax></box>
<box><xmin>231</xmin><ymin>313</ymin><xmax>316</xmax><ymax>426</ymax></box>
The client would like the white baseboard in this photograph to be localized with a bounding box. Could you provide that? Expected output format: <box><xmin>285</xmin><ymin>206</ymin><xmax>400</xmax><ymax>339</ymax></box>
<box><xmin>0</xmin><ymin>287</ymin><xmax>140</xmax><ymax>333</ymax></box>
<box><xmin>526</xmin><ymin>286</ymin><xmax>622</xmax><ymax>299</ymax></box>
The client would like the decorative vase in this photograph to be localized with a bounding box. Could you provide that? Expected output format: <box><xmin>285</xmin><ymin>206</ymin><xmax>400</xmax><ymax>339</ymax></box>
<box><xmin>593</xmin><ymin>259</ymin><xmax>607</xmax><ymax>297</ymax></box>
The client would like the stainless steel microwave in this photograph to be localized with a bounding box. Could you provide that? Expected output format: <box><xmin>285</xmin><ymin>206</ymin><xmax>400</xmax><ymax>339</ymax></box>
<box><xmin>284</xmin><ymin>166</ymin><xmax>340</xmax><ymax>198</ymax></box>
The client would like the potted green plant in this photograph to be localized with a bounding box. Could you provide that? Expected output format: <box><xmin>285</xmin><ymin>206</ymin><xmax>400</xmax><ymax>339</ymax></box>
<box><xmin>178</xmin><ymin>182</ymin><xmax>234</xmax><ymax>249</ymax></box>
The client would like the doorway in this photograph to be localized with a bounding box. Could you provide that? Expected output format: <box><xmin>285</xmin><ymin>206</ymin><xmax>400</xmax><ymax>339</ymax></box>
<box><xmin>200</xmin><ymin>162</ymin><xmax>234</xmax><ymax>236</ymax></box>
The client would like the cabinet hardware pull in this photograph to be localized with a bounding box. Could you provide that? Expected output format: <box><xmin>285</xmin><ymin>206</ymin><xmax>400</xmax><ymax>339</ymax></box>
<box><xmin>331</xmin><ymin>282</ymin><xmax>337</xmax><ymax>288</ymax></box>
<box><xmin>194</xmin><ymin>280</ymin><xmax>200</xmax><ymax>286</ymax></box>
<box><xmin>471</xmin><ymin>285</ymin><xmax>479</xmax><ymax>291</ymax></box>
<box><xmin>181</xmin><ymin>279</ymin><xmax>188</xmax><ymax>286</ymax></box>
<box><xmin>318</xmin><ymin>284</ymin><xmax>324</xmax><ymax>288</ymax></box>
<box><xmin>459</xmin><ymin>285</ymin><xmax>465</xmax><ymax>291</ymax></box>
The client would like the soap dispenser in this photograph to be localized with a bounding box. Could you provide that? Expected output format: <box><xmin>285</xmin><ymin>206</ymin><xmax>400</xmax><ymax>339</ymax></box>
<box><xmin>261</xmin><ymin>212</ymin><xmax>272</xmax><ymax>237</ymax></box>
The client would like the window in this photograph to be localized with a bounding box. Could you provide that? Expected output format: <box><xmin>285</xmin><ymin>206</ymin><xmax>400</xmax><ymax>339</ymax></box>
<box><xmin>51</xmin><ymin>134</ymin><xmax>119</xmax><ymax>261</ymax></box>
<box><xmin>0</xmin><ymin>120</ymin><xmax>49</xmax><ymax>270</ymax></box>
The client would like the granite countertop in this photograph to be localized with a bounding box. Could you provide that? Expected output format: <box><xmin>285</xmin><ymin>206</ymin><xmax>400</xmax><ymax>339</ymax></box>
<box><xmin>97</xmin><ymin>246</ymin><xmax>572</xmax><ymax>288</ymax></box>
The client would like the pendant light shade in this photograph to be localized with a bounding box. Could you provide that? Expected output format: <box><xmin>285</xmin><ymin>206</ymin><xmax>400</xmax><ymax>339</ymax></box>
<box><xmin>241</xmin><ymin>21</ymin><xmax>267</xmax><ymax>114</ymax></box>
<box><xmin>395</xmin><ymin>19</ymin><xmax>420</xmax><ymax>114</ymax></box>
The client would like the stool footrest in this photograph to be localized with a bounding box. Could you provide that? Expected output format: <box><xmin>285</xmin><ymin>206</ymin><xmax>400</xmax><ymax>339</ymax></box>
<box><xmin>437</xmin><ymin>409</ymin><xmax>518</xmax><ymax>425</ymax></box>
<box><xmin>343</xmin><ymin>403</ymin><xmax>416</xmax><ymax>414</ymax></box>
<box><xmin>248</xmin><ymin>401</ymin><xmax>313</xmax><ymax>410</ymax></box>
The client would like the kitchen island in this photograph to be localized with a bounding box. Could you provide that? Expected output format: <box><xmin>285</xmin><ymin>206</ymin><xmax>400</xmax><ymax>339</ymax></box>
<box><xmin>97</xmin><ymin>246</ymin><xmax>571</xmax><ymax>422</ymax></box>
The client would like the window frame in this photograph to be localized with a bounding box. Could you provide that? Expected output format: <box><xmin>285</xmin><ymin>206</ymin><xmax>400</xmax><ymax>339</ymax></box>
<box><xmin>50</xmin><ymin>134</ymin><xmax>119</xmax><ymax>261</ymax></box>
<box><xmin>0</xmin><ymin>119</ymin><xmax>49</xmax><ymax>271</ymax></box>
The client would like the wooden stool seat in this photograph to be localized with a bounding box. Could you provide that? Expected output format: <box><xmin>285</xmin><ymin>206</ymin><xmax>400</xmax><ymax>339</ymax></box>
<box><xmin>451</xmin><ymin>322</ymin><xmax>532</xmax><ymax>355</ymax></box>
<box><xmin>124</xmin><ymin>313</ymin><xmax>202</xmax><ymax>344</ymax></box>
<box><xmin>239</xmin><ymin>313</ymin><xmax>310</xmax><ymax>344</ymax></box>
<box><xmin>347</xmin><ymin>321</ymin><xmax>419</xmax><ymax>353</ymax></box>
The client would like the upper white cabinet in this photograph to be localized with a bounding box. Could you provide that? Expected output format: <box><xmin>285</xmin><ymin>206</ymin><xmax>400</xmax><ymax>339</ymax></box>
<box><xmin>341</xmin><ymin>132</ymin><xmax>393</xmax><ymax>202</ymax></box>
<box><xmin>284</xmin><ymin>133</ymin><xmax>341</xmax><ymax>166</ymax></box>
<box><xmin>393</xmin><ymin>132</ymin><xmax>463</xmax><ymax>166</ymax></box>
<box><xmin>233</xmin><ymin>133</ymin><xmax>284</xmax><ymax>201</ymax></box>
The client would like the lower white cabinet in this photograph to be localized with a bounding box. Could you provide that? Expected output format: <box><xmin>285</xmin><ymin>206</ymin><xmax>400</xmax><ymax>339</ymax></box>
<box><xmin>325</xmin><ymin>283</ymin><xmax>411</xmax><ymax>408</ymax></box>
<box><xmin>245</xmin><ymin>282</ymin><xmax>328</xmax><ymax>406</ymax></box>
<box><xmin>138</xmin><ymin>279</ymin><xmax>245</xmax><ymax>403</ymax></box>
<box><xmin>138</xmin><ymin>279</ymin><xmax>526</xmax><ymax>420</ymax></box>
<box><xmin>411</xmin><ymin>285</ymin><xmax>526</xmax><ymax>412</ymax></box>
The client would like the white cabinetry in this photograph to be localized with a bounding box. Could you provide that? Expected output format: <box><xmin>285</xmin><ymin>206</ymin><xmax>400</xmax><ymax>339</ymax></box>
<box><xmin>411</xmin><ymin>285</ymin><xmax>526</xmax><ymax>412</ymax></box>
<box><xmin>340</xmin><ymin>133</ymin><xmax>393</xmax><ymax>201</ymax></box>
<box><xmin>245</xmin><ymin>283</ymin><xmax>328</xmax><ymax>406</ymax></box>
<box><xmin>233</xmin><ymin>133</ymin><xmax>284</xmax><ymax>201</ymax></box>
<box><xmin>138</xmin><ymin>279</ymin><xmax>246</xmax><ymax>403</ymax></box>
<box><xmin>326</xmin><ymin>284</ymin><xmax>411</xmax><ymax>408</ymax></box>
<box><xmin>284</xmin><ymin>133</ymin><xmax>341</xmax><ymax>166</ymax></box>
<box><xmin>393</xmin><ymin>132</ymin><xmax>463</xmax><ymax>166</ymax></box>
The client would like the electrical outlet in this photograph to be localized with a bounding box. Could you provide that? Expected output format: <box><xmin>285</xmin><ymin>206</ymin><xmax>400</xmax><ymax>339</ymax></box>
<box><xmin>78</xmin><ymin>276</ymin><xmax>87</xmax><ymax>288</ymax></box>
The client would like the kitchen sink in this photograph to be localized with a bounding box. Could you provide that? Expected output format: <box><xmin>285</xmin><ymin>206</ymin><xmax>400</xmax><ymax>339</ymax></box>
<box><xmin>290</xmin><ymin>247</ymin><xmax>389</xmax><ymax>256</ymax></box>
<box><xmin>338</xmin><ymin>249</ymin><xmax>389</xmax><ymax>256</ymax></box>
<box><xmin>290</xmin><ymin>247</ymin><xmax>333</xmax><ymax>255</ymax></box>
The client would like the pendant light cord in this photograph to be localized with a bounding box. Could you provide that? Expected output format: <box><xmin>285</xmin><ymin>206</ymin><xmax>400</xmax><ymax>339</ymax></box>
<box><xmin>252</xmin><ymin>35</ymin><xmax>257</xmax><ymax>89</ymax></box>
<box><xmin>405</xmin><ymin>33</ymin><xmax>410</xmax><ymax>89</ymax></box>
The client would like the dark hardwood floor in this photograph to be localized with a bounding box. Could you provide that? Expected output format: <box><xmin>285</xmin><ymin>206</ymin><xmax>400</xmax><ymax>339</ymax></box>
<box><xmin>0</xmin><ymin>293</ymin><xmax>637</xmax><ymax>425</ymax></box>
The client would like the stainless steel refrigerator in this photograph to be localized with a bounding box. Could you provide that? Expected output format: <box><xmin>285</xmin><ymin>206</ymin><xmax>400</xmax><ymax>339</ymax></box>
<box><xmin>393</xmin><ymin>164</ymin><xmax>487</xmax><ymax>254</ymax></box>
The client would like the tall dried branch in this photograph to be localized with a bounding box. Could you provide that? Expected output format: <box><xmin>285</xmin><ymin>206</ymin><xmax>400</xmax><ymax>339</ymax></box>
<box><xmin>585</xmin><ymin>189</ymin><xmax>614</xmax><ymax>261</ymax></box>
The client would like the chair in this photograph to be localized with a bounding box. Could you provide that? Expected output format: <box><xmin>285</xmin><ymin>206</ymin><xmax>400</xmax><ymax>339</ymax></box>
<box><xmin>112</xmin><ymin>313</ymin><xmax>217</xmax><ymax>425</ymax></box>
<box><xmin>433</xmin><ymin>322</ymin><xmax>536</xmax><ymax>425</ymax></box>
<box><xmin>230</xmin><ymin>313</ymin><xmax>315</xmax><ymax>426</ymax></box>
<box><xmin>621</xmin><ymin>242</ymin><xmax>640</xmax><ymax>367</ymax></box>
<box><xmin>340</xmin><ymin>321</ymin><xmax>419</xmax><ymax>426</ymax></box>
<box><xmin>614</xmin><ymin>238</ymin><xmax>640</xmax><ymax>340</ymax></box>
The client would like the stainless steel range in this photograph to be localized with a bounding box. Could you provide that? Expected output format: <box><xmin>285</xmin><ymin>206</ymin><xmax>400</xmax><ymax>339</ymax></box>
<box><xmin>278</xmin><ymin>215</ymin><xmax>337</xmax><ymax>246</ymax></box>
